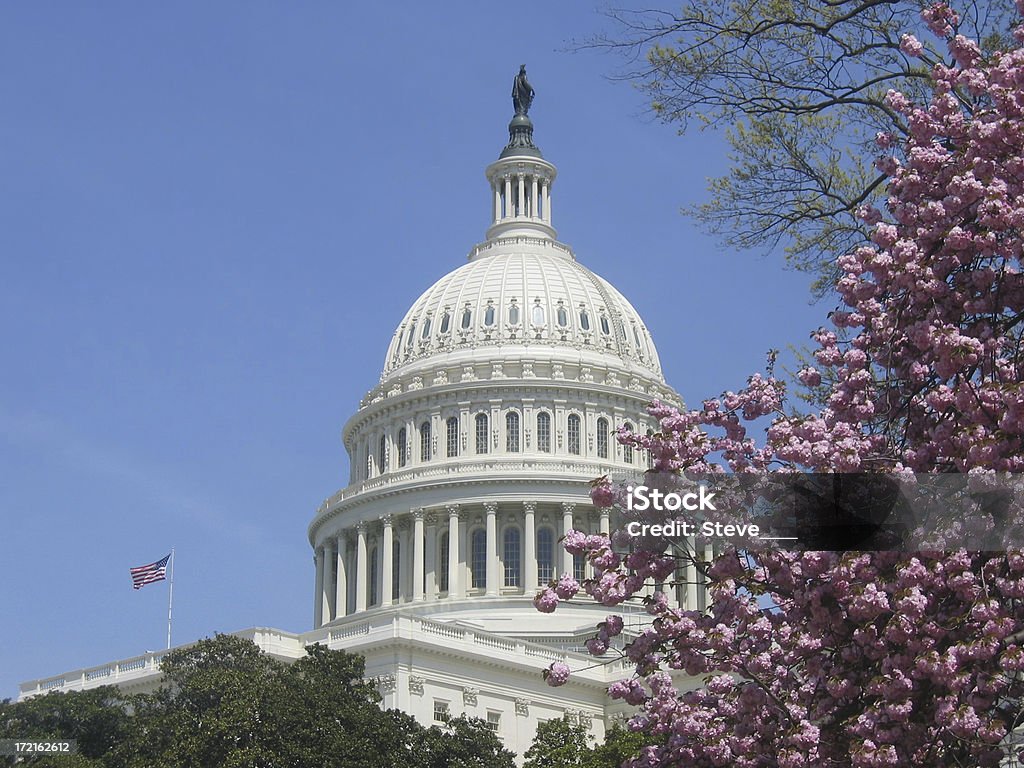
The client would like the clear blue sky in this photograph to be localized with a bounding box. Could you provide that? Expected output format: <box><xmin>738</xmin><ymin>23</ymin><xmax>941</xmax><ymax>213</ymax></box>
<box><xmin>0</xmin><ymin>3</ymin><xmax>825</xmax><ymax>698</ymax></box>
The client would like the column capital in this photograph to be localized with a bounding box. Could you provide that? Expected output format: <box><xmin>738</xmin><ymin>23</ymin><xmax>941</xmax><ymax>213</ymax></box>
<box><xmin>356</xmin><ymin>521</ymin><xmax>368</xmax><ymax>534</ymax></box>
<box><xmin>381</xmin><ymin>514</ymin><xmax>393</xmax><ymax>527</ymax></box>
<box><xmin>561</xmin><ymin>501</ymin><xmax>576</xmax><ymax>514</ymax></box>
<box><xmin>412</xmin><ymin>507</ymin><xmax>425</xmax><ymax>521</ymax></box>
<box><xmin>446</xmin><ymin>504</ymin><xmax>460</xmax><ymax>519</ymax></box>
<box><xmin>337</xmin><ymin>529</ymin><xmax>349</xmax><ymax>543</ymax></box>
<box><xmin>523</xmin><ymin>500</ymin><xmax>537</xmax><ymax>514</ymax></box>
<box><xmin>483</xmin><ymin>501</ymin><xmax>498</xmax><ymax>515</ymax></box>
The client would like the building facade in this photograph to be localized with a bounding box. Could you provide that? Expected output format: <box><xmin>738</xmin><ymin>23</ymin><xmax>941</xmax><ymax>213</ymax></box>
<box><xmin>20</xmin><ymin>78</ymin><xmax>701</xmax><ymax>761</ymax></box>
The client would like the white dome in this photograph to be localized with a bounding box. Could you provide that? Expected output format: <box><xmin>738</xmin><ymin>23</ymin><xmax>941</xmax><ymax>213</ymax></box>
<box><xmin>382</xmin><ymin>237</ymin><xmax>663</xmax><ymax>382</ymax></box>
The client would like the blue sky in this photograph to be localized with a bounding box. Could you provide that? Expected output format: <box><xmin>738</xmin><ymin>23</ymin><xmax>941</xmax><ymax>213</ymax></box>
<box><xmin>0</xmin><ymin>3</ymin><xmax>826</xmax><ymax>698</ymax></box>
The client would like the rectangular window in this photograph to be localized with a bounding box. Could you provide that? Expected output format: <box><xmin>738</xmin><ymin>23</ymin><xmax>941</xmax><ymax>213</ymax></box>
<box><xmin>486</xmin><ymin>711</ymin><xmax>501</xmax><ymax>733</ymax></box>
<box><xmin>537</xmin><ymin>413</ymin><xmax>551</xmax><ymax>453</ymax></box>
<box><xmin>433</xmin><ymin>700</ymin><xmax>450</xmax><ymax>723</ymax></box>
<box><xmin>447</xmin><ymin>417</ymin><xmax>459</xmax><ymax>458</ymax></box>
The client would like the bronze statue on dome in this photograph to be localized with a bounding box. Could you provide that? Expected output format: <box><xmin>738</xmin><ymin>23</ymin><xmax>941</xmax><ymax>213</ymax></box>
<box><xmin>512</xmin><ymin>65</ymin><xmax>534</xmax><ymax>116</ymax></box>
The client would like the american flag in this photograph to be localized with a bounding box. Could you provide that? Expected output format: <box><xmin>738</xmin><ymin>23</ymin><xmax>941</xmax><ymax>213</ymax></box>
<box><xmin>130</xmin><ymin>554</ymin><xmax>170</xmax><ymax>590</ymax></box>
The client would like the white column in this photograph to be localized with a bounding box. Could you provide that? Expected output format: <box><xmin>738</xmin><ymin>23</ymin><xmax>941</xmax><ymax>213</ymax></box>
<box><xmin>493</xmin><ymin>182</ymin><xmax>501</xmax><ymax>223</ymax></box>
<box><xmin>561</xmin><ymin>502</ymin><xmax>575</xmax><ymax>577</ymax></box>
<box><xmin>425</xmin><ymin>513</ymin><xmax>438</xmax><ymax>600</ymax></box>
<box><xmin>325</xmin><ymin>539</ymin><xmax>336</xmax><ymax>622</ymax></box>
<box><xmin>517</xmin><ymin>175</ymin><xmax>525</xmax><ymax>217</ymax></box>
<box><xmin>447</xmin><ymin>505</ymin><xmax>463</xmax><ymax>598</ymax></box>
<box><xmin>530</xmin><ymin>176</ymin><xmax>538</xmax><ymax>218</ymax></box>
<box><xmin>355</xmin><ymin>523</ymin><xmax>368</xmax><ymax>612</ymax></box>
<box><xmin>313</xmin><ymin>547</ymin><xmax>325</xmax><ymax>628</ymax></box>
<box><xmin>599</xmin><ymin>508</ymin><xmax>610</xmax><ymax>536</ymax></box>
<box><xmin>544</xmin><ymin>181</ymin><xmax>552</xmax><ymax>223</ymax></box>
<box><xmin>504</xmin><ymin>176</ymin><xmax>512</xmax><ymax>219</ymax></box>
<box><xmin>335</xmin><ymin>532</ymin><xmax>348</xmax><ymax>619</ymax></box>
<box><xmin>381</xmin><ymin>515</ymin><xmax>394</xmax><ymax>605</ymax></box>
<box><xmin>412</xmin><ymin>509</ymin><xmax>425</xmax><ymax>602</ymax></box>
<box><xmin>523</xmin><ymin>501</ymin><xmax>537</xmax><ymax>589</ymax></box>
<box><xmin>484</xmin><ymin>502</ymin><xmax>499</xmax><ymax>596</ymax></box>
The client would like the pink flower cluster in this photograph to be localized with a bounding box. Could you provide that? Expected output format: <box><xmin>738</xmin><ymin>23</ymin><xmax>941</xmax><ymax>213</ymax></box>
<box><xmin>534</xmin><ymin>5</ymin><xmax>1024</xmax><ymax>764</ymax></box>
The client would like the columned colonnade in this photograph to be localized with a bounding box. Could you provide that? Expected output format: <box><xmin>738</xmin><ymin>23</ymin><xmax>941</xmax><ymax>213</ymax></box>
<box><xmin>313</xmin><ymin>502</ymin><xmax>711</xmax><ymax>627</ymax></box>
<box><xmin>313</xmin><ymin>500</ymin><xmax>609</xmax><ymax>627</ymax></box>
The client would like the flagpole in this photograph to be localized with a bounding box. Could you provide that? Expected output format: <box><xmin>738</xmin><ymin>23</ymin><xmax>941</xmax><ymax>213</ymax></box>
<box><xmin>167</xmin><ymin>548</ymin><xmax>175</xmax><ymax>650</ymax></box>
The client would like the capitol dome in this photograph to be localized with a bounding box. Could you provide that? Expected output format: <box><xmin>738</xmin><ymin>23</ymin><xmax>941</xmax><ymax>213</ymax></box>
<box><xmin>382</xmin><ymin>243</ymin><xmax>663</xmax><ymax>383</ymax></box>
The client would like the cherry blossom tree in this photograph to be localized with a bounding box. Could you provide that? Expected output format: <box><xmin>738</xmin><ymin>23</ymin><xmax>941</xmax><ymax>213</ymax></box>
<box><xmin>537</xmin><ymin>4</ymin><xmax>1024</xmax><ymax>765</ymax></box>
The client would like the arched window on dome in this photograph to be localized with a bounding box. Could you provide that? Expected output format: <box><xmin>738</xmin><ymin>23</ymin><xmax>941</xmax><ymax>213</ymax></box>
<box><xmin>506</xmin><ymin>411</ymin><xmax>520</xmax><ymax>453</ymax></box>
<box><xmin>567</xmin><ymin>414</ymin><xmax>581</xmax><ymax>455</ymax></box>
<box><xmin>378</xmin><ymin>435</ymin><xmax>388</xmax><ymax>474</ymax></box>
<box><xmin>446</xmin><ymin>417</ymin><xmax>459</xmax><ymax>458</ymax></box>
<box><xmin>471</xmin><ymin>529</ymin><xmax>487</xmax><ymax>589</ymax></box>
<box><xmin>461</xmin><ymin>306</ymin><xmax>472</xmax><ymax>330</ymax></box>
<box><xmin>556</xmin><ymin>305</ymin><xmax>569</xmax><ymax>328</ymax></box>
<box><xmin>537</xmin><ymin>412</ymin><xmax>551</xmax><ymax>453</ymax></box>
<box><xmin>623</xmin><ymin>422</ymin><xmax>635</xmax><ymax>464</ymax></box>
<box><xmin>406</xmin><ymin>322</ymin><xmax>417</xmax><ymax>352</ymax></box>
<box><xmin>421</xmin><ymin>316</ymin><xmax>432</xmax><ymax>339</ymax></box>
<box><xmin>397</xmin><ymin>427</ymin><xmax>407</xmax><ymax>468</ymax></box>
<box><xmin>484</xmin><ymin>303</ymin><xmax>496</xmax><ymax>327</ymax></box>
<box><xmin>600</xmin><ymin>315</ymin><xmax>611</xmax><ymax>335</ymax></box>
<box><xmin>392</xmin><ymin>539</ymin><xmax>401</xmax><ymax>602</ymax></box>
<box><xmin>633</xmin><ymin>325</ymin><xmax>644</xmax><ymax>359</ymax></box>
<box><xmin>475</xmin><ymin>413</ymin><xmax>489</xmax><ymax>454</ymax></box>
<box><xmin>508</xmin><ymin>301</ymin><xmax>520</xmax><ymax>325</ymax></box>
<box><xmin>579</xmin><ymin>307</ymin><xmax>590</xmax><ymax>331</ymax></box>
<box><xmin>537</xmin><ymin>527</ymin><xmax>554</xmax><ymax>583</ymax></box>
<box><xmin>597</xmin><ymin>417</ymin><xmax>609</xmax><ymax>459</ymax></box>
<box><xmin>531</xmin><ymin>303</ymin><xmax>545</xmax><ymax>326</ymax></box>
<box><xmin>503</xmin><ymin>527</ymin><xmax>521</xmax><ymax>587</ymax></box>
<box><xmin>439</xmin><ymin>535</ymin><xmax>449</xmax><ymax>593</ymax></box>
<box><xmin>369</xmin><ymin>546</ymin><xmax>379</xmax><ymax>606</ymax></box>
<box><xmin>420</xmin><ymin>421</ymin><xmax>431</xmax><ymax>462</ymax></box>
<box><xmin>440</xmin><ymin>311</ymin><xmax>451</xmax><ymax>335</ymax></box>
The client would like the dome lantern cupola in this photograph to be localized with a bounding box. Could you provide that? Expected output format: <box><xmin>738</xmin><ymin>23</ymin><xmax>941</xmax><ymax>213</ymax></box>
<box><xmin>484</xmin><ymin>66</ymin><xmax>557</xmax><ymax>242</ymax></box>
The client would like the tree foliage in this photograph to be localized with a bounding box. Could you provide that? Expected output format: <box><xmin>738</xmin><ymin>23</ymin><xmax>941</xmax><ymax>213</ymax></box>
<box><xmin>2</xmin><ymin>635</ymin><xmax>515</xmax><ymax>768</ymax></box>
<box><xmin>522</xmin><ymin>719</ymin><xmax>655</xmax><ymax>768</ymax></box>
<box><xmin>594</xmin><ymin>0</ymin><xmax>1018</xmax><ymax>292</ymax></box>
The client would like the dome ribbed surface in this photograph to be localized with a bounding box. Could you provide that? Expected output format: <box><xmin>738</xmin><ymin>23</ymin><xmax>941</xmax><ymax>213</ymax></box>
<box><xmin>382</xmin><ymin>245</ymin><xmax>662</xmax><ymax>380</ymax></box>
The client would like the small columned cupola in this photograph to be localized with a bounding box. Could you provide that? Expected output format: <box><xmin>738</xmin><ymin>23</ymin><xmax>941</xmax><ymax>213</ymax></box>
<box><xmin>484</xmin><ymin>66</ymin><xmax>557</xmax><ymax>242</ymax></box>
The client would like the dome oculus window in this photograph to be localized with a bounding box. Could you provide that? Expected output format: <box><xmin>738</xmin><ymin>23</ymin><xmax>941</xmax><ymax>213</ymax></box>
<box><xmin>484</xmin><ymin>302</ymin><xmax>496</xmax><ymax>327</ymax></box>
<box><xmin>508</xmin><ymin>302</ymin><xmax>520</xmax><ymax>325</ymax></box>
<box><xmin>421</xmin><ymin>317</ymin><xmax>432</xmax><ymax>339</ymax></box>
<box><xmin>531</xmin><ymin>303</ymin><xmax>545</xmax><ymax>326</ymax></box>
<box><xmin>461</xmin><ymin>306</ymin><xmax>472</xmax><ymax>330</ymax></box>
<box><xmin>600</xmin><ymin>315</ymin><xmax>611</xmax><ymax>335</ymax></box>
<box><xmin>440</xmin><ymin>311</ymin><xmax>451</xmax><ymax>334</ymax></box>
<box><xmin>556</xmin><ymin>302</ymin><xmax>568</xmax><ymax>328</ymax></box>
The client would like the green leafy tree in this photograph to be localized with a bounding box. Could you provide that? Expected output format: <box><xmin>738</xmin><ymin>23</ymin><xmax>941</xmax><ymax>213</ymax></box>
<box><xmin>592</xmin><ymin>0</ymin><xmax>1018</xmax><ymax>293</ymax></box>
<box><xmin>0</xmin><ymin>687</ymin><xmax>130</xmax><ymax>767</ymax></box>
<box><xmin>523</xmin><ymin>717</ymin><xmax>591</xmax><ymax>768</ymax></box>
<box><xmin>416</xmin><ymin>714</ymin><xmax>516</xmax><ymax>768</ymax></box>
<box><xmin>582</xmin><ymin>726</ymin><xmax>653</xmax><ymax>768</ymax></box>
